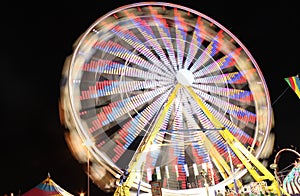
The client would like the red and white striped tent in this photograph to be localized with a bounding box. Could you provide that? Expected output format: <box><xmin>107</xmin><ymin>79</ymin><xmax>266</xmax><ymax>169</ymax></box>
<box><xmin>283</xmin><ymin>162</ymin><xmax>300</xmax><ymax>195</ymax></box>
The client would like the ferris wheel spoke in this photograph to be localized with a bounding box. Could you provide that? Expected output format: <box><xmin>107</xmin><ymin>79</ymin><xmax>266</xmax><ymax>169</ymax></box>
<box><xmin>210</xmin><ymin>108</ymin><xmax>255</xmax><ymax>146</ymax></box>
<box><xmin>82</xmin><ymin>59</ymin><xmax>171</xmax><ymax>84</ymax></box>
<box><xmin>205</xmin><ymin>131</ymin><xmax>235</xmax><ymax>164</ymax></box>
<box><xmin>148</xmin><ymin>7</ymin><xmax>178</xmax><ymax>69</ymax></box>
<box><xmin>93</xmin><ymin>90</ymin><xmax>175</xmax><ymax>165</ymax></box>
<box><xmin>183</xmin><ymin>16</ymin><xmax>205</xmax><ymax>70</ymax></box>
<box><xmin>123</xmin><ymin>11</ymin><xmax>176</xmax><ymax>74</ymax></box>
<box><xmin>191</xmin><ymin>47</ymin><xmax>242</xmax><ymax>78</ymax></box>
<box><xmin>106</xmin><ymin>22</ymin><xmax>177</xmax><ymax>76</ymax></box>
<box><xmin>189</xmin><ymin>30</ymin><xmax>225</xmax><ymax>73</ymax></box>
<box><xmin>189</xmin><ymin>86</ymin><xmax>256</xmax><ymax>128</ymax></box>
<box><xmin>93</xmin><ymin>40</ymin><xmax>173</xmax><ymax>79</ymax></box>
<box><xmin>180</xmin><ymin>94</ymin><xmax>202</xmax><ymax>129</ymax></box>
<box><xmin>191</xmin><ymin>131</ymin><xmax>210</xmax><ymax>160</ymax></box>
<box><xmin>193</xmin><ymin>71</ymin><xmax>247</xmax><ymax>86</ymax></box>
<box><xmin>185</xmin><ymin>87</ymin><xmax>255</xmax><ymax>146</ymax></box>
<box><xmin>193</xmin><ymin>84</ymin><xmax>253</xmax><ymax>105</ymax></box>
<box><xmin>173</xmin><ymin>8</ymin><xmax>188</xmax><ymax>69</ymax></box>
<box><xmin>87</xmin><ymin>86</ymin><xmax>172</xmax><ymax>132</ymax></box>
<box><xmin>79</xmin><ymin>80</ymin><xmax>172</xmax><ymax>101</ymax></box>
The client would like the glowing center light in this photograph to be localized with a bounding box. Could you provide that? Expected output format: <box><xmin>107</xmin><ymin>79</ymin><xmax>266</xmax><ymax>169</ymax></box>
<box><xmin>176</xmin><ymin>68</ymin><xmax>194</xmax><ymax>86</ymax></box>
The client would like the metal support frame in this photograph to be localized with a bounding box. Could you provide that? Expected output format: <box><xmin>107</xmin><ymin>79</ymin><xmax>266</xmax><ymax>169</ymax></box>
<box><xmin>113</xmin><ymin>84</ymin><xmax>289</xmax><ymax>196</ymax></box>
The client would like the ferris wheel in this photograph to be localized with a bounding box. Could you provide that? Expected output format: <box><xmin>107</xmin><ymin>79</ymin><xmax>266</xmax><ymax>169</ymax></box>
<box><xmin>59</xmin><ymin>2</ymin><xmax>278</xmax><ymax>195</ymax></box>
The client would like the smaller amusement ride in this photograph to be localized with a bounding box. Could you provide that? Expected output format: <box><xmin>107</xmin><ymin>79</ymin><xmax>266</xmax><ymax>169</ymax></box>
<box><xmin>271</xmin><ymin>148</ymin><xmax>300</xmax><ymax>196</ymax></box>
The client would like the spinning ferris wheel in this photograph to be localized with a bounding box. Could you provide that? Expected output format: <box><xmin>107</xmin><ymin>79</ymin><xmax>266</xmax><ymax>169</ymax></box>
<box><xmin>59</xmin><ymin>2</ymin><xmax>283</xmax><ymax>195</ymax></box>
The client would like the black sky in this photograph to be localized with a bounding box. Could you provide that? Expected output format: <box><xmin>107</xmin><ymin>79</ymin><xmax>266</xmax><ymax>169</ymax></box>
<box><xmin>1</xmin><ymin>1</ymin><xmax>299</xmax><ymax>196</ymax></box>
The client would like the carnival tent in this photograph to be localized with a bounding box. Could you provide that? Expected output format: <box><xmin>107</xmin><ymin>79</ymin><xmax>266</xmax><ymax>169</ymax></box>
<box><xmin>22</xmin><ymin>173</ymin><xmax>74</xmax><ymax>196</ymax></box>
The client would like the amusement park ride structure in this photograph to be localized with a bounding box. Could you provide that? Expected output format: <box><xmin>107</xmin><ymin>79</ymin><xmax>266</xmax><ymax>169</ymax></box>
<box><xmin>59</xmin><ymin>2</ymin><xmax>296</xmax><ymax>196</ymax></box>
<box><xmin>112</xmin><ymin>84</ymin><xmax>286</xmax><ymax>196</ymax></box>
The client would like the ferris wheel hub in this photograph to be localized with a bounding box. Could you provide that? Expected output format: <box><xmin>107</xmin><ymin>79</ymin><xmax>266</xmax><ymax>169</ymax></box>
<box><xmin>176</xmin><ymin>68</ymin><xmax>194</xmax><ymax>86</ymax></box>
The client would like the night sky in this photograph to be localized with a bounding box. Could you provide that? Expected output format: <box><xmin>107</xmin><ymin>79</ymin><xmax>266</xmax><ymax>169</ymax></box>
<box><xmin>2</xmin><ymin>1</ymin><xmax>299</xmax><ymax>196</ymax></box>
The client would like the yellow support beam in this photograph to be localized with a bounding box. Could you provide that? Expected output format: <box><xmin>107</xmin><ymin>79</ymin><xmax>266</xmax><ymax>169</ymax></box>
<box><xmin>200</xmin><ymin>133</ymin><xmax>243</xmax><ymax>189</ymax></box>
<box><xmin>184</xmin><ymin>86</ymin><xmax>287</xmax><ymax>196</ymax></box>
<box><xmin>114</xmin><ymin>84</ymin><xmax>182</xmax><ymax>196</ymax></box>
<box><xmin>114</xmin><ymin>84</ymin><xmax>289</xmax><ymax>196</ymax></box>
